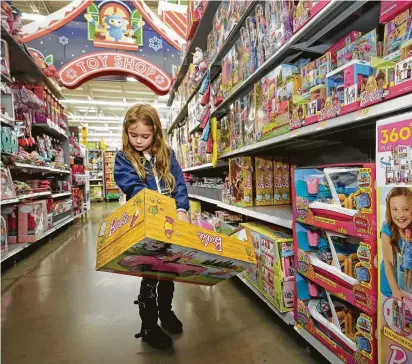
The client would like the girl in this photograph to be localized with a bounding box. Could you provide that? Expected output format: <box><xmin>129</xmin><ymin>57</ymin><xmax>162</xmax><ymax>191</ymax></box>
<box><xmin>401</xmin><ymin>228</ymin><xmax>412</xmax><ymax>292</ymax></box>
<box><xmin>380</xmin><ymin>187</ymin><xmax>412</xmax><ymax>300</ymax></box>
<box><xmin>114</xmin><ymin>104</ymin><xmax>189</xmax><ymax>349</ymax></box>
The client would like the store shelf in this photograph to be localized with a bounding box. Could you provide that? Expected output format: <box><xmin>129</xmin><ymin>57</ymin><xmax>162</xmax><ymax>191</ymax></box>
<box><xmin>296</xmin><ymin>327</ymin><xmax>344</xmax><ymax>364</ymax></box>
<box><xmin>211</xmin><ymin>1</ymin><xmax>366</xmax><ymax>118</ymax></box>
<box><xmin>0</xmin><ymin>115</ymin><xmax>15</xmax><ymax>127</ymax></box>
<box><xmin>1</xmin><ymin>216</ymin><xmax>73</xmax><ymax>263</ymax></box>
<box><xmin>237</xmin><ymin>275</ymin><xmax>295</xmax><ymax>325</ymax></box>
<box><xmin>189</xmin><ymin>122</ymin><xmax>202</xmax><ymax>135</ymax></box>
<box><xmin>1</xmin><ymin>26</ymin><xmax>64</xmax><ymax>99</ymax></box>
<box><xmin>188</xmin><ymin>194</ymin><xmax>293</xmax><ymax>229</ymax></box>
<box><xmin>32</xmin><ymin>121</ymin><xmax>67</xmax><ymax>138</ymax></box>
<box><xmin>11</xmin><ymin>163</ymin><xmax>71</xmax><ymax>175</ymax></box>
<box><xmin>1</xmin><ymin>243</ymin><xmax>29</xmax><ymax>263</ymax></box>
<box><xmin>18</xmin><ymin>191</ymin><xmax>51</xmax><ymax>200</ymax></box>
<box><xmin>183</xmin><ymin>161</ymin><xmax>228</xmax><ymax>173</ymax></box>
<box><xmin>0</xmin><ymin>198</ymin><xmax>19</xmax><ymax>206</ymax></box>
<box><xmin>52</xmin><ymin>192</ymin><xmax>72</xmax><ymax>199</ymax></box>
<box><xmin>167</xmin><ymin>0</ymin><xmax>221</xmax><ymax>106</ymax></box>
<box><xmin>219</xmin><ymin>93</ymin><xmax>412</xmax><ymax>158</ymax></box>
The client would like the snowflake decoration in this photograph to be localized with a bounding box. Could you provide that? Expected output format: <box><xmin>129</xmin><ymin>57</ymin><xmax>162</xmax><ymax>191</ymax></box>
<box><xmin>59</xmin><ymin>36</ymin><xmax>69</xmax><ymax>46</ymax></box>
<box><xmin>155</xmin><ymin>74</ymin><xmax>165</xmax><ymax>85</ymax></box>
<box><xmin>65</xmin><ymin>68</ymin><xmax>77</xmax><ymax>80</ymax></box>
<box><xmin>149</xmin><ymin>36</ymin><xmax>163</xmax><ymax>52</ymax></box>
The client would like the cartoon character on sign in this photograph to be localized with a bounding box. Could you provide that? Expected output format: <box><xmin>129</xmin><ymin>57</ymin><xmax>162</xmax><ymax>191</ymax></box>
<box><xmin>164</xmin><ymin>217</ymin><xmax>174</xmax><ymax>239</ymax></box>
<box><xmin>84</xmin><ymin>1</ymin><xmax>145</xmax><ymax>50</ymax></box>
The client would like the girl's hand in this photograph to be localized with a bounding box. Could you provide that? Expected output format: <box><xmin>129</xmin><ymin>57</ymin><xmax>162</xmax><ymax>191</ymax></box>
<box><xmin>393</xmin><ymin>287</ymin><xmax>405</xmax><ymax>301</ymax></box>
<box><xmin>177</xmin><ymin>210</ymin><xmax>189</xmax><ymax>224</ymax></box>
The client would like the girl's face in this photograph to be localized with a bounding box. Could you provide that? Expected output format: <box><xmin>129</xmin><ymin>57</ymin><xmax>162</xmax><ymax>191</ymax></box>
<box><xmin>390</xmin><ymin>195</ymin><xmax>412</xmax><ymax>230</ymax></box>
<box><xmin>127</xmin><ymin>122</ymin><xmax>154</xmax><ymax>152</ymax></box>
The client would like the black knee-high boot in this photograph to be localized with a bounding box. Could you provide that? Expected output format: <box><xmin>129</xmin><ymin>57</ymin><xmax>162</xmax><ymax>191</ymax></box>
<box><xmin>158</xmin><ymin>280</ymin><xmax>183</xmax><ymax>334</ymax></box>
<box><xmin>135</xmin><ymin>278</ymin><xmax>172</xmax><ymax>348</ymax></box>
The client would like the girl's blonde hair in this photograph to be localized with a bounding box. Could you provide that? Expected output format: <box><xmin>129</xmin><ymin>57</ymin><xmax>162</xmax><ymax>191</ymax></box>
<box><xmin>386</xmin><ymin>187</ymin><xmax>412</xmax><ymax>254</ymax></box>
<box><xmin>122</xmin><ymin>104</ymin><xmax>176</xmax><ymax>193</ymax></box>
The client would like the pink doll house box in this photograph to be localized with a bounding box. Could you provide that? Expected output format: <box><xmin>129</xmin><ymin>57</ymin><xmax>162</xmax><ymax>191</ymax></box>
<box><xmin>18</xmin><ymin>200</ymin><xmax>49</xmax><ymax>243</ymax></box>
<box><xmin>294</xmin><ymin>222</ymin><xmax>377</xmax><ymax>315</ymax></box>
<box><xmin>292</xmin><ymin>164</ymin><xmax>376</xmax><ymax>241</ymax></box>
<box><xmin>323</xmin><ymin>60</ymin><xmax>373</xmax><ymax>120</ymax></box>
<box><xmin>292</xmin><ymin>0</ymin><xmax>330</xmax><ymax>33</ymax></box>
<box><xmin>295</xmin><ymin>273</ymin><xmax>377</xmax><ymax>364</ymax></box>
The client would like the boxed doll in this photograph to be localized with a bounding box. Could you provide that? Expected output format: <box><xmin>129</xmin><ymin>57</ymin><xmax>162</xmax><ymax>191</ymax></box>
<box><xmin>18</xmin><ymin>200</ymin><xmax>49</xmax><ymax>243</ymax></box>
<box><xmin>325</xmin><ymin>31</ymin><xmax>362</xmax><ymax>71</ymax></box>
<box><xmin>382</xmin><ymin>7</ymin><xmax>412</xmax><ymax>58</ymax></box>
<box><xmin>292</xmin><ymin>0</ymin><xmax>330</xmax><ymax>33</ymax></box>
<box><xmin>295</xmin><ymin>273</ymin><xmax>377</xmax><ymax>364</ymax></box>
<box><xmin>242</xmin><ymin>91</ymin><xmax>255</xmax><ymax>147</ymax></box>
<box><xmin>273</xmin><ymin>158</ymin><xmax>291</xmax><ymax>205</ymax></box>
<box><xmin>217</xmin><ymin>116</ymin><xmax>230</xmax><ymax>156</ymax></box>
<box><xmin>255</xmin><ymin>157</ymin><xmax>274</xmax><ymax>206</ymax></box>
<box><xmin>228</xmin><ymin>157</ymin><xmax>254</xmax><ymax>207</ymax></box>
<box><xmin>96</xmin><ymin>189</ymin><xmax>256</xmax><ymax>286</ymax></box>
<box><xmin>295</xmin><ymin>222</ymin><xmax>377</xmax><ymax>315</ymax></box>
<box><xmin>239</xmin><ymin>222</ymin><xmax>295</xmax><ymax>312</ymax></box>
<box><xmin>292</xmin><ymin>164</ymin><xmax>376</xmax><ymax>240</ymax></box>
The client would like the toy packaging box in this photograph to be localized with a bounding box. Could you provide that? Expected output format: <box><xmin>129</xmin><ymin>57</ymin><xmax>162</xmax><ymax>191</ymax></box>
<box><xmin>273</xmin><ymin>158</ymin><xmax>292</xmax><ymax>205</ymax></box>
<box><xmin>96</xmin><ymin>189</ymin><xmax>256</xmax><ymax>286</ymax></box>
<box><xmin>238</xmin><ymin>222</ymin><xmax>295</xmax><ymax>312</ymax></box>
<box><xmin>382</xmin><ymin>8</ymin><xmax>412</xmax><ymax>58</ymax></box>
<box><xmin>18</xmin><ymin>200</ymin><xmax>49</xmax><ymax>243</ymax></box>
<box><xmin>294</xmin><ymin>222</ymin><xmax>377</xmax><ymax>315</ymax></box>
<box><xmin>255</xmin><ymin>157</ymin><xmax>274</xmax><ymax>206</ymax></box>
<box><xmin>376</xmin><ymin>112</ymin><xmax>412</xmax><ymax>363</ymax></box>
<box><xmin>228</xmin><ymin>157</ymin><xmax>254</xmax><ymax>207</ymax></box>
<box><xmin>295</xmin><ymin>273</ymin><xmax>377</xmax><ymax>364</ymax></box>
<box><xmin>0</xmin><ymin>166</ymin><xmax>16</xmax><ymax>201</ymax></box>
<box><xmin>292</xmin><ymin>164</ymin><xmax>376</xmax><ymax>240</ymax></box>
<box><xmin>380</xmin><ymin>0</ymin><xmax>412</xmax><ymax>24</ymax></box>
<box><xmin>292</xmin><ymin>0</ymin><xmax>330</xmax><ymax>34</ymax></box>
<box><xmin>325</xmin><ymin>31</ymin><xmax>362</xmax><ymax>71</ymax></box>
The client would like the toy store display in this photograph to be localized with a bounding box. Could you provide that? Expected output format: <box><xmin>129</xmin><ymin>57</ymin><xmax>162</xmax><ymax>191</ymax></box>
<box><xmin>376</xmin><ymin>112</ymin><xmax>412</xmax><ymax>363</ymax></box>
<box><xmin>96</xmin><ymin>188</ymin><xmax>256</xmax><ymax>286</ymax></box>
<box><xmin>292</xmin><ymin>1</ymin><xmax>330</xmax><ymax>33</ymax></box>
<box><xmin>295</xmin><ymin>273</ymin><xmax>377</xmax><ymax>364</ymax></box>
<box><xmin>17</xmin><ymin>200</ymin><xmax>49</xmax><ymax>243</ymax></box>
<box><xmin>237</xmin><ymin>222</ymin><xmax>295</xmax><ymax>312</ymax></box>
<box><xmin>104</xmin><ymin>150</ymin><xmax>119</xmax><ymax>201</ymax></box>
<box><xmin>0</xmin><ymin>162</ymin><xmax>16</xmax><ymax>201</ymax></box>
<box><xmin>293</xmin><ymin>164</ymin><xmax>376</xmax><ymax>240</ymax></box>
<box><xmin>51</xmin><ymin>198</ymin><xmax>72</xmax><ymax>225</ymax></box>
<box><xmin>88</xmin><ymin>149</ymin><xmax>105</xmax><ymax>202</ymax></box>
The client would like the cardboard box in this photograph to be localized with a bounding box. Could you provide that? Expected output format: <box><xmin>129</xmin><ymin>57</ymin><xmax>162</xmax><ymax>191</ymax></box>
<box><xmin>239</xmin><ymin>222</ymin><xmax>295</xmax><ymax>312</ymax></box>
<box><xmin>228</xmin><ymin>157</ymin><xmax>254</xmax><ymax>207</ymax></box>
<box><xmin>255</xmin><ymin>157</ymin><xmax>274</xmax><ymax>206</ymax></box>
<box><xmin>96</xmin><ymin>189</ymin><xmax>256</xmax><ymax>286</ymax></box>
<box><xmin>273</xmin><ymin>158</ymin><xmax>291</xmax><ymax>205</ymax></box>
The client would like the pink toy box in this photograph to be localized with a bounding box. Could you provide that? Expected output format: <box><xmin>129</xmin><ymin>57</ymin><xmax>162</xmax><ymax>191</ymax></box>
<box><xmin>321</xmin><ymin>60</ymin><xmax>373</xmax><ymax>120</ymax></box>
<box><xmin>18</xmin><ymin>200</ymin><xmax>49</xmax><ymax>243</ymax></box>
<box><xmin>380</xmin><ymin>1</ymin><xmax>412</xmax><ymax>24</ymax></box>
<box><xmin>325</xmin><ymin>31</ymin><xmax>362</xmax><ymax>71</ymax></box>
<box><xmin>295</xmin><ymin>273</ymin><xmax>377</xmax><ymax>364</ymax></box>
<box><xmin>0</xmin><ymin>166</ymin><xmax>16</xmax><ymax>201</ymax></box>
<box><xmin>292</xmin><ymin>164</ymin><xmax>376</xmax><ymax>241</ymax></box>
<box><xmin>292</xmin><ymin>0</ymin><xmax>330</xmax><ymax>33</ymax></box>
<box><xmin>238</xmin><ymin>222</ymin><xmax>295</xmax><ymax>312</ymax></box>
<box><xmin>294</xmin><ymin>222</ymin><xmax>377</xmax><ymax>315</ymax></box>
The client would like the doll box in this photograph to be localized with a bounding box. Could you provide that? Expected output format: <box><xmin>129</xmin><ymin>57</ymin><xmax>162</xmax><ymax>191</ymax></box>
<box><xmin>380</xmin><ymin>1</ymin><xmax>412</xmax><ymax>24</ymax></box>
<box><xmin>96</xmin><ymin>189</ymin><xmax>256</xmax><ymax>286</ymax></box>
<box><xmin>294</xmin><ymin>222</ymin><xmax>377</xmax><ymax>315</ymax></box>
<box><xmin>294</xmin><ymin>273</ymin><xmax>377</xmax><ymax>364</ymax></box>
<box><xmin>229</xmin><ymin>157</ymin><xmax>254</xmax><ymax>207</ymax></box>
<box><xmin>255</xmin><ymin>157</ymin><xmax>274</xmax><ymax>206</ymax></box>
<box><xmin>239</xmin><ymin>222</ymin><xmax>295</xmax><ymax>312</ymax></box>
<box><xmin>18</xmin><ymin>200</ymin><xmax>49</xmax><ymax>243</ymax></box>
<box><xmin>292</xmin><ymin>164</ymin><xmax>377</xmax><ymax>240</ymax></box>
<box><xmin>292</xmin><ymin>0</ymin><xmax>330</xmax><ymax>34</ymax></box>
<box><xmin>273</xmin><ymin>158</ymin><xmax>292</xmax><ymax>205</ymax></box>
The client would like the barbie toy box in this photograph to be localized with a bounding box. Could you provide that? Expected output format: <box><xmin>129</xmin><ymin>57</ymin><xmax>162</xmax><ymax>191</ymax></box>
<box><xmin>294</xmin><ymin>222</ymin><xmax>377</xmax><ymax>315</ymax></box>
<box><xmin>295</xmin><ymin>273</ymin><xmax>377</xmax><ymax>364</ymax></box>
<box><xmin>292</xmin><ymin>164</ymin><xmax>376</xmax><ymax>240</ymax></box>
<box><xmin>237</xmin><ymin>222</ymin><xmax>295</xmax><ymax>313</ymax></box>
<box><xmin>96</xmin><ymin>189</ymin><xmax>256</xmax><ymax>286</ymax></box>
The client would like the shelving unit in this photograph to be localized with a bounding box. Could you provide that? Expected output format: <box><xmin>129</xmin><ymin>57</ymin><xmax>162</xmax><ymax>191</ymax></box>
<box><xmin>183</xmin><ymin>161</ymin><xmax>228</xmax><ymax>173</ymax></box>
<box><xmin>87</xmin><ymin>149</ymin><xmax>105</xmax><ymax>202</ymax></box>
<box><xmin>104</xmin><ymin>150</ymin><xmax>119</xmax><ymax>201</ymax></box>
<box><xmin>11</xmin><ymin>163</ymin><xmax>71</xmax><ymax>174</ymax></box>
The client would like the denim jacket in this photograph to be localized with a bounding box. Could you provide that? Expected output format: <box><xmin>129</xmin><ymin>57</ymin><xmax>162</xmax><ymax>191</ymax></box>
<box><xmin>114</xmin><ymin>150</ymin><xmax>189</xmax><ymax>212</ymax></box>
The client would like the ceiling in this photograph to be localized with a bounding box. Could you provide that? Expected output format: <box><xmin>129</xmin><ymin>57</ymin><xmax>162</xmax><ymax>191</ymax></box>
<box><xmin>13</xmin><ymin>0</ymin><xmax>171</xmax><ymax>147</ymax></box>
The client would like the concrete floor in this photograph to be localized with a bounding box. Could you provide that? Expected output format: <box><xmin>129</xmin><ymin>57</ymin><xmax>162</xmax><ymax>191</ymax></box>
<box><xmin>2</xmin><ymin>202</ymin><xmax>326</xmax><ymax>364</ymax></box>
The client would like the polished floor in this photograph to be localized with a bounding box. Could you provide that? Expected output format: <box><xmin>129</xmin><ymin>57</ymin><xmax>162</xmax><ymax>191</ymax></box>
<box><xmin>2</xmin><ymin>202</ymin><xmax>326</xmax><ymax>364</ymax></box>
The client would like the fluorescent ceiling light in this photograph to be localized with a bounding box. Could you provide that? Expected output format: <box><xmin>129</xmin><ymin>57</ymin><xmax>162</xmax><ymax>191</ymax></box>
<box><xmin>69</xmin><ymin>115</ymin><xmax>123</xmax><ymax>121</ymax></box>
<box><xmin>22</xmin><ymin>13</ymin><xmax>46</xmax><ymax>21</ymax></box>
<box><xmin>62</xmin><ymin>99</ymin><xmax>131</xmax><ymax>107</ymax></box>
<box><xmin>126</xmin><ymin>77</ymin><xmax>138</xmax><ymax>82</ymax></box>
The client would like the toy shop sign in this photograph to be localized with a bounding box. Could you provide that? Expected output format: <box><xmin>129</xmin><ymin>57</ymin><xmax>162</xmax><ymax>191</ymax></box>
<box><xmin>59</xmin><ymin>52</ymin><xmax>172</xmax><ymax>94</ymax></box>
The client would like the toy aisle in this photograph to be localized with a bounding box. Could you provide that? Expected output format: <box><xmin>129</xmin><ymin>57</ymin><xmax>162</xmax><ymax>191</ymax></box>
<box><xmin>1</xmin><ymin>0</ymin><xmax>412</xmax><ymax>364</ymax></box>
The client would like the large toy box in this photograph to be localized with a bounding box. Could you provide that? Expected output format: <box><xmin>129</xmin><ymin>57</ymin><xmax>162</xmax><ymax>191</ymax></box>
<box><xmin>237</xmin><ymin>222</ymin><xmax>295</xmax><ymax>312</ymax></box>
<box><xmin>228</xmin><ymin>157</ymin><xmax>254</xmax><ymax>207</ymax></box>
<box><xmin>96</xmin><ymin>189</ymin><xmax>256</xmax><ymax>286</ymax></box>
<box><xmin>295</xmin><ymin>273</ymin><xmax>377</xmax><ymax>364</ymax></box>
<box><xmin>292</xmin><ymin>164</ymin><xmax>376</xmax><ymax>240</ymax></box>
<box><xmin>18</xmin><ymin>200</ymin><xmax>49</xmax><ymax>243</ymax></box>
<box><xmin>294</xmin><ymin>222</ymin><xmax>377</xmax><ymax>315</ymax></box>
